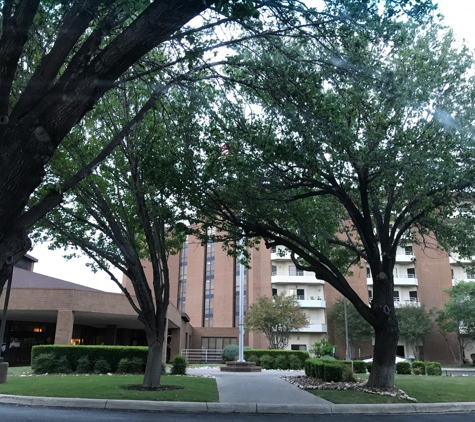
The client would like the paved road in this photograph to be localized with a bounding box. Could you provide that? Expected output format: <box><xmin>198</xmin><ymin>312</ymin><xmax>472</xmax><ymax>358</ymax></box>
<box><xmin>0</xmin><ymin>405</ymin><xmax>474</xmax><ymax>422</ymax></box>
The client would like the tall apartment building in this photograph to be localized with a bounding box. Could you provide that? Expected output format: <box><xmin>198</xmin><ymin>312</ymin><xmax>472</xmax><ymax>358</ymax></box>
<box><xmin>165</xmin><ymin>234</ymin><xmax>473</xmax><ymax>364</ymax></box>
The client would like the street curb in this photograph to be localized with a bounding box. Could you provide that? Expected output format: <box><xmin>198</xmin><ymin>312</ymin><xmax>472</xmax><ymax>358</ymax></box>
<box><xmin>1</xmin><ymin>395</ymin><xmax>475</xmax><ymax>414</ymax></box>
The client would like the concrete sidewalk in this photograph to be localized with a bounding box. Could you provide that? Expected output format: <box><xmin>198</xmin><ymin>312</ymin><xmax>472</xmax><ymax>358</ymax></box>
<box><xmin>0</xmin><ymin>367</ymin><xmax>475</xmax><ymax>415</ymax></box>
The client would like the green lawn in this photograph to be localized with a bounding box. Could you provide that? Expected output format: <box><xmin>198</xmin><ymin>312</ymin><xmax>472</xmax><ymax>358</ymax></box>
<box><xmin>0</xmin><ymin>374</ymin><xmax>218</xmax><ymax>402</ymax></box>
<box><xmin>309</xmin><ymin>375</ymin><xmax>475</xmax><ymax>404</ymax></box>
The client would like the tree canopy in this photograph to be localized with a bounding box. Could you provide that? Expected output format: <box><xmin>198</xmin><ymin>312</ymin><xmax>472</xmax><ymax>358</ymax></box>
<box><xmin>188</xmin><ymin>12</ymin><xmax>475</xmax><ymax>387</ymax></box>
<box><xmin>244</xmin><ymin>293</ymin><xmax>309</xmax><ymax>349</ymax></box>
<box><xmin>396</xmin><ymin>305</ymin><xmax>432</xmax><ymax>360</ymax></box>
<box><xmin>435</xmin><ymin>282</ymin><xmax>475</xmax><ymax>363</ymax></box>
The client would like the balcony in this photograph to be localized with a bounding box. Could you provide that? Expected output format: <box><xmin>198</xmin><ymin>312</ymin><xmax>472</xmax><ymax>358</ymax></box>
<box><xmin>297</xmin><ymin>298</ymin><xmax>326</xmax><ymax>308</ymax></box>
<box><xmin>299</xmin><ymin>322</ymin><xmax>328</xmax><ymax>333</ymax></box>
<box><xmin>271</xmin><ymin>270</ymin><xmax>323</xmax><ymax>284</ymax></box>
<box><xmin>271</xmin><ymin>251</ymin><xmax>291</xmax><ymax>261</ymax></box>
<box><xmin>395</xmin><ymin>252</ymin><xmax>415</xmax><ymax>263</ymax></box>
<box><xmin>369</xmin><ymin>297</ymin><xmax>420</xmax><ymax>307</ymax></box>
<box><xmin>394</xmin><ymin>297</ymin><xmax>420</xmax><ymax>307</ymax></box>
<box><xmin>367</xmin><ymin>276</ymin><xmax>418</xmax><ymax>286</ymax></box>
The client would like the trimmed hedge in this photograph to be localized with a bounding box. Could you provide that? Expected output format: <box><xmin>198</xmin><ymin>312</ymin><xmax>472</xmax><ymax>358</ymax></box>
<box><xmin>244</xmin><ymin>349</ymin><xmax>309</xmax><ymax>369</ymax></box>
<box><xmin>353</xmin><ymin>360</ymin><xmax>367</xmax><ymax>374</ymax></box>
<box><xmin>31</xmin><ymin>345</ymin><xmax>148</xmax><ymax>373</ymax></box>
<box><xmin>304</xmin><ymin>358</ymin><xmax>344</xmax><ymax>382</ymax></box>
<box><xmin>412</xmin><ymin>360</ymin><xmax>426</xmax><ymax>375</ymax></box>
<box><xmin>396</xmin><ymin>361</ymin><xmax>411</xmax><ymax>375</ymax></box>
<box><xmin>222</xmin><ymin>344</ymin><xmax>239</xmax><ymax>362</ymax></box>
<box><xmin>366</xmin><ymin>361</ymin><xmax>372</xmax><ymax>373</ymax></box>
<box><xmin>426</xmin><ymin>361</ymin><xmax>442</xmax><ymax>376</ymax></box>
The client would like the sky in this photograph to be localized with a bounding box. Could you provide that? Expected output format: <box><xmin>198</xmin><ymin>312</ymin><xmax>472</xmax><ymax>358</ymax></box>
<box><xmin>29</xmin><ymin>0</ymin><xmax>475</xmax><ymax>293</ymax></box>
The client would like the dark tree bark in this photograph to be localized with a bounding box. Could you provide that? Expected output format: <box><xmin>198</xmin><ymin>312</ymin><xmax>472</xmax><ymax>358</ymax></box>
<box><xmin>0</xmin><ymin>0</ymin><xmax>216</xmax><ymax>294</ymax></box>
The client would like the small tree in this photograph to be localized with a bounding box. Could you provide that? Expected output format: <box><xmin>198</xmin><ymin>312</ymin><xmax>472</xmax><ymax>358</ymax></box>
<box><xmin>310</xmin><ymin>339</ymin><xmax>335</xmax><ymax>357</ymax></box>
<box><xmin>328</xmin><ymin>298</ymin><xmax>373</xmax><ymax>358</ymax></box>
<box><xmin>396</xmin><ymin>305</ymin><xmax>432</xmax><ymax>360</ymax></box>
<box><xmin>245</xmin><ymin>293</ymin><xmax>309</xmax><ymax>349</ymax></box>
<box><xmin>436</xmin><ymin>282</ymin><xmax>475</xmax><ymax>364</ymax></box>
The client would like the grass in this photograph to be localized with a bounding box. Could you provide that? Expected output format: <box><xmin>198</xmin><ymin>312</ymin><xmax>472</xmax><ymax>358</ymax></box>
<box><xmin>0</xmin><ymin>374</ymin><xmax>218</xmax><ymax>402</ymax></box>
<box><xmin>308</xmin><ymin>374</ymin><xmax>475</xmax><ymax>404</ymax></box>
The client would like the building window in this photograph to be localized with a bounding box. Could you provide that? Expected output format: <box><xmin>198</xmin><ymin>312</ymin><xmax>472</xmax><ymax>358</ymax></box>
<box><xmin>451</xmin><ymin>268</ymin><xmax>454</xmax><ymax>279</ymax></box>
<box><xmin>234</xmin><ymin>262</ymin><xmax>247</xmax><ymax>327</ymax></box>
<box><xmin>393</xmin><ymin>291</ymin><xmax>400</xmax><ymax>302</ymax></box>
<box><xmin>366</xmin><ymin>267</ymin><xmax>371</xmax><ymax>278</ymax></box>
<box><xmin>404</xmin><ymin>246</ymin><xmax>413</xmax><ymax>256</ymax></box>
<box><xmin>272</xmin><ymin>265</ymin><xmax>277</xmax><ymax>276</ymax></box>
<box><xmin>296</xmin><ymin>289</ymin><xmax>305</xmax><ymax>300</ymax></box>
<box><xmin>177</xmin><ymin>240</ymin><xmax>188</xmax><ymax>312</ymax></box>
<box><xmin>272</xmin><ymin>288</ymin><xmax>277</xmax><ymax>297</ymax></box>
<box><xmin>291</xmin><ymin>344</ymin><xmax>307</xmax><ymax>351</ymax></box>
<box><xmin>466</xmin><ymin>269</ymin><xmax>475</xmax><ymax>279</ymax></box>
<box><xmin>407</xmin><ymin>268</ymin><xmax>416</xmax><ymax>278</ymax></box>
<box><xmin>368</xmin><ymin>290</ymin><xmax>373</xmax><ymax>302</ymax></box>
<box><xmin>409</xmin><ymin>290</ymin><xmax>418</xmax><ymax>302</ymax></box>
<box><xmin>203</xmin><ymin>241</ymin><xmax>215</xmax><ymax>327</ymax></box>
<box><xmin>201</xmin><ymin>337</ymin><xmax>237</xmax><ymax>349</ymax></box>
<box><xmin>271</xmin><ymin>246</ymin><xmax>277</xmax><ymax>253</ymax></box>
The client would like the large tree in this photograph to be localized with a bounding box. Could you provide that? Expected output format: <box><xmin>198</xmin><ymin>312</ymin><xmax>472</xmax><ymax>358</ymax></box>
<box><xmin>32</xmin><ymin>83</ymin><xmax>208</xmax><ymax>388</ymax></box>
<box><xmin>0</xmin><ymin>0</ymin><xmax>436</xmax><ymax>296</ymax></box>
<box><xmin>396</xmin><ymin>305</ymin><xmax>432</xmax><ymax>360</ymax></box>
<box><xmin>188</xmin><ymin>15</ymin><xmax>474</xmax><ymax>388</ymax></box>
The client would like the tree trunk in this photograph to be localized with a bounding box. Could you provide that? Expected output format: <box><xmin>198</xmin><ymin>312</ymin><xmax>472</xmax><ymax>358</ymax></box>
<box><xmin>366</xmin><ymin>321</ymin><xmax>399</xmax><ymax>388</ymax></box>
<box><xmin>142</xmin><ymin>330</ymin><xmax>164</xmax><ymax>389</ymax></box>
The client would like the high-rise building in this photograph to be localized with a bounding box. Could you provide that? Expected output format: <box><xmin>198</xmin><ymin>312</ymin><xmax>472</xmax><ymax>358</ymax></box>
<box><xmin>165</xmin><ymin>234</ymin><xmax>473</xmax><ymax>364</ymax></box>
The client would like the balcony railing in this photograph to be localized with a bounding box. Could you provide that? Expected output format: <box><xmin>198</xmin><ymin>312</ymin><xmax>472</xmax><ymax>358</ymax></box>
<box><xmin>181</xmin><ymin>349</ymin><xmax>223</xmax><ymax>363</ymax></box>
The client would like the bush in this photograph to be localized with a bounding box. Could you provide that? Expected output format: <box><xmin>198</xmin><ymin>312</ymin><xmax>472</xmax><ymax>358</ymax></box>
<box><xmin>32</xmin><ymin>353</ymin><xmax>57</xmax><ymax>374</ymax></box>
<box><xmin>310</xmin><ymin>339</ymin><xmax>335</xmax><ymax>357</ymax></box>
<box><xmin>244</xmin><ymin>349</ymin><xmax>309</xmax><ymax>369</ymax></box>
<box><xmin>161</xmin><ymin>363</ymin><xmax>167</xmax><ymax>375</ymax></box>
<box><xmin>396</xmin><ymin>361</ymin><xmax>411</xmax><ymax>375</ymax></box>
<box><xmin>222</xmin><ymin>344</ymin><xmax>239</xmax><ymax>362</ymax></box>
<box><xmin>412</xmin><ymin>360</ymin><xmax>426</xmax><ymax>375</ymax></box>
<box><xmin>56</xmin><ymin>356</ymin><xmax>72</xmax><ymax>374</ymax></box>
<box><xmin>94</xmin><ymin>358</ymin><xmax>111</xmax><ymax>374</ymax></box>
<box><xmin>116</xmin><ymin>358</ymin><xmax>130</xmax><ymax>374</ymax></box>
<box><xmin>352</xmin><ymin>360</ymin><xmax>367</xmax><ymax>374</ymax></box>
<box><xmin>246</xmin><ymin>354</ymin><xmax>260</xmax><ymax>365</ymax></box>
<box><xmin>76</xmin><ymin>355</ymin><xmax>91</xmax><ymax>374</ymax></box>
<box><xmin>31</xmin><ymin>345</ymin><xmax>148</xmax><ymax>373</ymax></box>
<box><xmin>288</xmin><ymin>354</ymin><xmax>303</xmax><ymax>370</ymax></box>
<box><xmin>274</xmin><ymin>354</ymin><xmax>288</xmax><ymax>370</ymax></box>
<box><xmin>470</xmin><ymin>353</ymin><xmax>475</xmax><ymax>365</ymax></box>
<box><xmin>324</xmin><ymin>363</ymin><xmax>343</xmax><ymax>382</ymax></box>
<box><xmin>341</xmin><ymin>363</ymin><xmax>357</xmax><ymax>382</ymax></box>
<box><xmin>171</xmin><ymin>354</ymin><xmax>188</xmax><ymax>375</ymax></box>
<box><xmin>305</xmin><ymin>358</ymin><xmax>343</xmax><ymax>382</ymax></box>
<box><xmin>259</xmin><ymin>354</ymin><xmax>275</xmax><ymax>370</ymax></box>
<box><xmin>426</xmin><ymin>361</ymin><xmax>442</xmax><ymax>376</ymax></box>
<box><xmin>366</xmin><ymin>361</ymin><xmax>372</xmax><ymax>373</ymax></box>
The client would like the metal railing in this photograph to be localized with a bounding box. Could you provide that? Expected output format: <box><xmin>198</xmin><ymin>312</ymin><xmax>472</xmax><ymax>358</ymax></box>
<box><xmin>181</xmin><ymin>349</ymin><xmax>223</xmax><ymax>363</ymax></box>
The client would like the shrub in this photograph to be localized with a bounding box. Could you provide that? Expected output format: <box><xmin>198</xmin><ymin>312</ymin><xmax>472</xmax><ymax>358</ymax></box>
<box><xmin>76</xmin><ymin>355</ymin><xmax>91</xmax><ymax>374</ymax></box>
<box><xmin>31</xmin><ymin>345</ymin><xmax>148</xmax><ymax>373</ymax></box>
<box><xmin>128</xmin><ymin>357</ymin><xmax>144</xmax><ymax>374</ymax></box>
<box><xmin>396</xmin><ymin>361</ymin><xmax>411</xmax><ymax>375</ymax></box>
<box><xmin>470</xmin><ymin>353</ymin><xmax>475</xmax><ymax>366</ymax></box>
<box><xmin>32</xmin><ymin>353</ymin><xmax>57</xmax><ymax>374</ymax></box>
<box><xmin>353</xmin><ymin>360</ymin><xmax>367</xmax><ymax>374</ymax></box>
<box><xmin>259</xmin><ymin>354</ymin><xmax>275</xmax><ymax>370</ymax></box>
<box><xmin>56</xmin><ymin>356</ymin><xmax>72</xmax><ymax>374</ymax></box>
<box><xmin>171</xmin><ymin>354</ymin><xmax>188</xmax><ymax>375</ymax></box>
<box><xmin>116</xmin><ymin>358</ymin><xmax>130</xmax><ymax>374</ymax></box>
<box><xmin>161</xmin><ymin>363</ymin><xmax>167</xmax><ymax>375</ymax></box>
<box><xmin>288</xmin><ymin>354</ymin><xmax>303</xmax><ymax>370</ymax></box>
<box><xmin>412</xmin><ymin>360</ymin><xmax>426</xmax><ymax>375</ymax></box>
<box><xmin>246</xmin><ymin>354</ymin><xmax>260</xmax><ymax>365</ymax></box>
<box><xmin>94</xmin><ymin>358</ymin><xmax>111</xmax><ymax>374</ymax></box>
<box><xmin>341</xmin><ymin>363</ymin><xmax>357</xmax><ymax>382</ymax></box>
<box><xmin>310</xmin><ymin>339</ymin><xmax>335</xmax><ymax>357</ymax></box>
<box><xmin>323</xmin><ymin>363</ymin><xmax>343</xmax><ymax>382</ymax></box>
<box><xmin>222</xmin><ymin>344</ymin><xmax>239</xmax><ymax>362</ymax></box>
<box><xmin>274</xmin><ymin>354</ymin><xmax>288</xmax><ymax>370</ymax></box>
<box><xmin>244</xmin><ymin>349</ymin><xmax>309</xmax><ymax>368</ymax></box>
<box><xmin>426</xmin><ymin>361</ymin><xmax>442</xmax><ymax>376</ymax></box>
<box><xmin>305</xmin><ymin>358</ymin><xmax>343</xmax><ymax>382</ymax></box>
<box><xmin>366</xmin><ymin>361</ymin><xmax>372</xmax><ymax>373</ymax></box>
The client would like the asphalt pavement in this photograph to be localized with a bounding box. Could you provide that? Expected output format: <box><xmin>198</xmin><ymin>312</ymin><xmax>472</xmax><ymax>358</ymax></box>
<box><xmin>0</xmin><ymin>367</ymin><xmax>474</xmax><ymax>415</ymax></box>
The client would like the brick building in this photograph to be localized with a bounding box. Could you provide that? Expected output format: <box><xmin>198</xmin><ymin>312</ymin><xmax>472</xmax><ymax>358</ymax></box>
<box><xmin>0</xmin><ymin>255</ymin><xmax>192</xmax><ymax>366</ymax></box>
